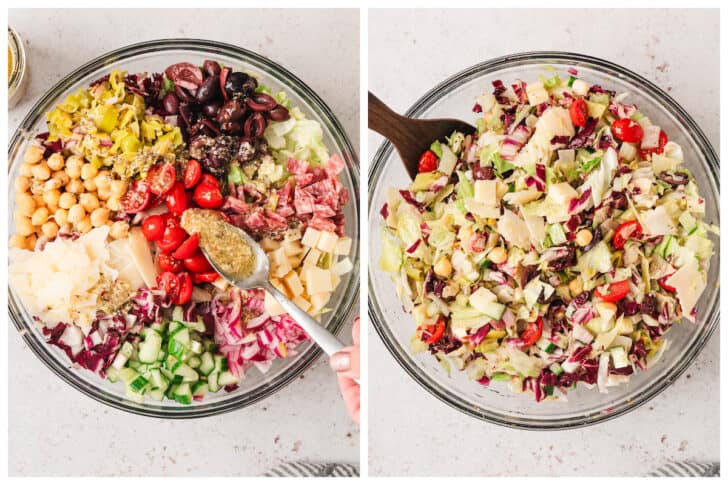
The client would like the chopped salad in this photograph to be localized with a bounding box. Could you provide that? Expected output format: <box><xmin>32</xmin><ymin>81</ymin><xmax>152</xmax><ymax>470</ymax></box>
<box><xmin>380</xmin><ymin>69</ymin><xmax>717</xmax><ymax>401</ymax></box>
<box><xmin>10</xmin><ymin>60</ymin><xmax>353</xmax><ymax>405</ymax></box>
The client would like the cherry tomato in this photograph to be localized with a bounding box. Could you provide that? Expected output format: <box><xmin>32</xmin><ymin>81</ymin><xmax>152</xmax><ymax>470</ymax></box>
<box><xmin>639</xmin><ymin>130</ymin><xmax>668</xmax><ymax>160</ymax></box>
<box><xmin>183</xmin><ymin>252</ymin><xmax>214</xmax><ymax>273</ymax></box>
<box><xmin>612</xmin><ymin>220</ymin><xmax>642</xmax><ymax>249</ymax></box>
<box><xmin>520</xmin><ymin>317</ymin><xmax>543</xmax><ymax>347</ymax></box>
<box><xmin>120</xmin><ymin>180</ymin><xmax>151</xmax><ymax>214</ymax></box>
<box><xmin>147</xmin><ymin>163</ymin><xmax>177</xmax><ymax>196</ymax></box>
<box><xmin>595</xmin><ymin>280</ymin><xmax>630</xmax><ymax>303</ymax></box>
<box><xmin>422</xmin><ymin>317</ymin><xmax>446</xmax><ymax>345</ymax></box>
<box><xmin>157</xmin><ymin>253</ymin><xmax>183</xmax><ymax>272</ymax></box>
<box><xmin>156</xmin><ymin>271</ymin><xmax>180</xmax><ymax>302</ymax></box>
<box><xmin>192</xmin><ymin>271</ymin><xmax>220</xmax><ymax>284</ymax></box>
<box><xmin>176</xmin><ymin>272</ymin><xmax>193</xmax><ymax>305</ymax></box>
<box><xmin>166</xmin><ymin>181</ymin><xmax>188</xmax><ymax>216</ymax></box>
<box><xmin>141</xmin><ymin>214</ymin><xmax>165</xmax><ymax>241</ymax></box>
<box><xmin>157</xmin><ymin>225</ymin><xmax>188</xmax><ymax>253</ymax></box>
<box><xmin>172</xmin><ymin>233</ymin><xmax>200</xmax><ymax>260</ymax></box>
<box><xmin>611</xmin><ymin>118</ymin><xmax>644</xmax><ymax>143</ymax></box>
<box><xmin>183</xmin><ymin>159</ymin><xmax>202</xmax><ymax>189</ymax></box>
<box><xmin>200</xmin><ymin>173</ymin><xmax>220</xmax><ymax>187</ymax></box>
<box><xmin>193</xmin><ymin>183</ymin><xmax>224</xmax><ymax>209</ymax></box>
<box><xmin>658</xmin><ymin>274</ymin><xmax>676</xmax><ymax>292</ymax></box>
<box><xmin>417</xmin><ymin>150</ymin><xmax>438</xmax><ymax>173</ymax></box>
<box><xmin>569</xmin><ymin>98</ymin><xmax>589</xmax><ymax>127</ymax></box>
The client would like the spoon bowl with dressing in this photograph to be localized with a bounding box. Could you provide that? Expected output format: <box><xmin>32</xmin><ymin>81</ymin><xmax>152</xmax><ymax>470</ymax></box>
<box><xmin>181</xmin><ymin>209</ymin><xmax>348</xmax><ymax>357</ymax></box>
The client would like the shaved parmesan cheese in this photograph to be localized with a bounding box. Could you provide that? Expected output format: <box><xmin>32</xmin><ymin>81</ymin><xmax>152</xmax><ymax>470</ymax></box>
<box><xmin>503</xmin><ymin>189</ymin><xmax>543</xmax><ymax>206</ymax></box>
<box><xmin>473</xmin><ymin>179</ymin><xmax>497</xmax><ymax>206</ymax></box>
<box><xmin>547</xmin><ymin>182</ymin><xmax>578</xmax><ymax>206</ymax></box>
<box><xmin>126</xmin><ymin>227</ymin><xmax>158</xmax><ymax>288</ymax></box>
<box><xmin>665</xmin><ymin>258</ymin><xmax>706</xmax><ymax>320</ymax></box>
<box><xmin>514</xmin><ymin>107</ymin><xmax>575</xmax><ymax>167</ymax></box>
<box><xmin>651</xmin><ymin>154</ymin><xmax>681</xmax><ymax>174</ymax></box>
<box><xmin>523</xmin><ymin>214</ymin><xmax>547</xmax><ymax>251</ymax></box>
<box><xmin>465</xmin><ymin>199</ymin><xmax>501</xmax><ymax>219</ymax></box>
<box><xmin>641</xmin><ymin>206</ymin><xmax>677</xmax><ymax>236</ymax></box>
<box><xmin>497</xmin><ymin>209</ymin><xmax>531</xmax><ymax>249</ymax></box>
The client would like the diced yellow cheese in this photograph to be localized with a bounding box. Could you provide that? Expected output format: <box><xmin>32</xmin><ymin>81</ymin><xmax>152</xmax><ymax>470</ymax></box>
<box><xmin>270</xmin><ymin>277</ymin><xmax>292</xmax><ymax>298</ymax></box>
<box><xmin>332</xmin><ymin>257</ymin><xmax>353</xmax><ymax>276</ymax></box>
<box><xmin>264</xmin><ymin>290</ymin><xmax>286</xmax><ymax>317</ymax></box>
<box><xmin>292</xmin><ymin>295</ymin><xmax>311</xmax><ymax>312</ymax></box>
<box><xmin>273</xmin><ymin>259</ymin><xmax>292</xmax><ymax>278</ymax></box>
<box><xmin>282</xmin><ymin>240</ymin><xmax>304</xmax><ymax>256</ymax></box>
<box><xmin>334</xmin><ymin>237</ymin><xmax>352</xmax><ymax>255</ymax></box>
<box><xmin>305</xmin><ymin>266</ymin><xmax>334</xmax><ymax>295</ymax></box>
<box><xmin>303</xmin><ymin>248</ymin><xmax>322</xmax><ymax>268</ymax></box>
<box><xmin>310</xmin><ymin>292</ymin><xmax>332</xmax><ymax>313</ymax></box>
<box><xmin>283</xmin><ymin>271</ymin><xmax>304</xmax><ymax>296</ymax></box>
<box><xmin>316</xmin><ymin>230</ymin><xmax>339</xmax><ymax>253</ymax></box>
<box><xmin>301</xmin><ymin>227</ymin><xmax>321</xmax><ymax>248</ymax></box>
<box><xmin>259</xmin><ymin>237</ymin><xmax>281</xmax><ymax>252</ymax></box>
<box><xmin>331</xmin><ymin>272</ymin><xmax>341</xmax><ymax>289</ymax></box>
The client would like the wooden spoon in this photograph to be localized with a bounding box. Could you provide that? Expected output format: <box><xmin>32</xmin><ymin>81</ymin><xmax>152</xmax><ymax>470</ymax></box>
<box><xmin>368</xmin><ymin>91</ymin><xmax>476</xmax><ymax>179</ymax></box>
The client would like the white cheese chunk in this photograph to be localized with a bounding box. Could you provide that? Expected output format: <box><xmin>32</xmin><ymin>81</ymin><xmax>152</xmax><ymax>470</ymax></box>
<box><xmin>571</xmin><ymin>79</ymin><xmax>590</xmax><ymax>96</ymax></box>
<box><xmin>473</xmin><ymin>179</ymin><xmax>497</xmax><ymax>206</ymax></box>
<box><xmin>641</xmin><ymin>206</ymin><xmax>677</xmax><ymax>236</ymax></box>
<box><xmin>334</xmin><ymin>237</ymin><xmax>352</xmax><ymax>255</ymax></box>
<box><xmin>283</xmin><ymin>271</ymin><xmax>304</xmax><ymax>296</ymax></box>
<box><xmin>316</xmin><ymin>230</ymin><xmax>339</xmax><ymax>253</ymax></box>
<box><xmin>305</xmin><ymin>267</ymin><xmax>334</xmax><ymax>295</ymax></box>
<box><xmin>547</xmin><ymin>182</ymin><xmax>578</xmax><ymax>206</ymax></box>
<box><xmin>469</xmin><ymin>287</ymin><xmax>497</xmax><ymax>313</ymax></box>
<box><xmin>526</xmin><ymin>81</ymin><xmax>550</xmax><ymax>106</ymax></box>
<box><xmin>665</xmin><ymin>258</ymin><xmax>706</xmax><ymax>320</ymax></box>
<box><xmin>497</xmin><ymin>209</ymin><xmax>531</xmax><ymax>249</ymax></box>
<box><xmin>332</xmin><ymin>257</ymin><xmax>353</xmax><ymax>276</ymax></box>
<box><xmin>503</xmin><ymin>189</ymin><xmax>542</xmax><ymax>206</ymax></box>
<box><xmin>523</xmin><ymin>214</ymin><xmax>547</xmax><ymax>251</ymax></box>
<box><xmin>641</xmin><ymin>125</ymin><xmax>662</xmax><ymax>149</ymax></box>
<box><xmin>301</xmin><ymin>227</ymin><xmax>322</xmax><ymax>248</ymax></box>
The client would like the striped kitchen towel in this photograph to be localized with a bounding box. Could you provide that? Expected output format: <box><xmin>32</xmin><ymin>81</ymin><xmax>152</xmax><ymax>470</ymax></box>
<box><xmin>649</xmin><ymin>461</ymin><xmax>720</xmax><ymax>477</ymax></box>
<box><xmin>264</xmin><ymin>461</ymin><xmax>359</xmax><ymax>477</ymax></box>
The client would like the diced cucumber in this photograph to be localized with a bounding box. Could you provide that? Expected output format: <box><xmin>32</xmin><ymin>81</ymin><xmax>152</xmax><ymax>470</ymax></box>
<box><xmin>111</xmin><ymin>341</ymin><xmax>134</xmax><ymax>369</ymax></box>
<box><xmin>208</xmin><ymin>372</ymin><xmax>221</xmax><ymax>392</ymax></box>
<box><xmin>174</xmin><ymin>383</ymin><xmax>192</xmax><ymax>405</ymax></box>
<box><xmin>138</xmin><ymin>331</ymin><xmax>162</xmax><ymax>364</ymax></box>
<box><xmin>106</xmin><ymin>367</ymin><xmax>120</xmax><ymax>383</ymax></box>
<box><xmin>129</xmin><ymin>375</ymin><xmax>149</xmax><ymax>393</ymax></box>
<box><xmin>213</xmin><ymin>355</ymin><xmax>228</xmax><ymax>373</ymax></box>
<box><xmin>550</xmin><ymin>362</ymin><xmax>564</xmax><ymax>376</ymax></box>
<box><xmin>218</xmin><ymin>371</ymin><xmax>239</xmax><ymax>386</ymax></box>
<box><xmin>148</xmin><ymin>388</ymin><xmax>165</xmax><ymax>401</ymax></box>
<box><xmin>490</xmin><ymin>372</ymin><xmax>511</xmax><ymax>382</ymax></box>
<box><xmin>168</xmin><ymin>321</ymin><xmax>182</xmax><ymax>334</ymax></box>
<box><xmin>149</xmin><ymin>369</ymin><xmax>169</xmax><ymax>393</ymax></box>
<box><xmin>187</xmin><ymin>356</ymin><xmax>201</xmax><ymax>369</ymax></box>
<box><xmin>191</xmin><ymin>381</ymin><xmax>208</xmax><ymax>398</ymax></box>
<box><xmin>172</xmin><ymin>306</ymin><xmax>184</xmax><ymax>322</ymax></box>
<box><xmin>190</xmin><ymin>340</ymin><xmax>203</xmax><ymax>355</ymax></box>
<box><xmin>127</xmin><ymin>359</ymin><xmax>142</xmax><ymax>370</ymax></box>
<box><xmin>170</xmin><ymin>327</ymin><xmax>190</xmax><ymax>347</ymax></box>
<box><xmin>174</xmin><ymin>364</ymin><xmax>199</xmax><ymax>383</ymax></box>
<box><xmin>185</xmin><ymin>321</ymin><xmax>206</xmax><ymax>333</ymax></box>
<box><xmin>118</xmin><ymin>367</ymin><xmax>139</xmax><ymax>384</ymax></box>
<box><xmin>199</xmin><ymin>352</ymin><xmax>215</xmax><ymax>376</ymax></box>
<box><xmin>480</xmin><ymin>300</ymin><xmax>506</xmax><ymax>320</ymax></box>
<box><xmin>164</xmin><ymin>354</ymin><xmax>183</xmax><ymax>373</ymax></box>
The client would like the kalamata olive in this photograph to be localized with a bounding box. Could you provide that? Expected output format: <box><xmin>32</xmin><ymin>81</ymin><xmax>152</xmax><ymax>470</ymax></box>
<box><xmin>246</xmin><ymin>92</ymin><xmax>277</xmax><ymax>112</ymax></box>
<box><xmin>179</xmin><ymin>103</ymin><xmax>193</xmax><ymax>127</ymax></box>
<box><xmin>165</xmin><ymin>62</ymin><xmax>203</xmax><ymax>91</ymax></box>
<box><xmin>201</xmin><ymin>101</ymin><xmax>222</xmax><ymax>118</ymax></box>
<box><xmin>220</xmin><ymin>121</ymin><xmax>243</xmax><ymax>135</ymax></box>
<box><xmin>224</xmin><ymin>72</ymin><xmax>248</xmax><ymax>96</ymax></box>
<box><xmin>658</xmin><ymin>172</ymin><xmax>689</xmax><ymax>186</ymax></box>
<box><xmin>268</xmin><ymin>105</ymin><xmax>290</xmax><ymax>122</ymax></box>
<box><xmin>243</xmin><ymin>112</ymin><xmax>266</xmax><ymax>138</ymax></box>
<box><xmin>219</xmin><ymin>66</ymin><xmax>232</xmax><ymax>100</ymax></box>
<box><xmin>218</xmin><ymin>99</ymin><xmax>246</xmax><ymax>123</ymax></box>
<box><xmin>162</xmin><ymin>93</ymin><xmax>180</xmax><ymax>115</ymax></box>
<box><xmin>195</xmin><ymin>75</ymin><xmax>220</xmax><ymax>103</ymax></box>
<box><xmin>175</xmin><ymin>85</ymin><xmax>196</xmax><ymax>103</ymax></box>
<box><xmin>203</xmin><ymin>60</ymin><xmax>221</xmax><ymax>78</ymax></box>
<box><xmin>200</xmin><ymin>119</ymin><xmax>222</xmax><ymax>136</ymax></box>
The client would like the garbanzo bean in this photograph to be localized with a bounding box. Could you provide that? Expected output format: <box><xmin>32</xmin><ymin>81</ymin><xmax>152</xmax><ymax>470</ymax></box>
<box><xmin>47</xmin><ymin>153</ymin><xmax>65</xmax><ymax>171</ymax></box>
<box><xmin>97</xmin><ymin>186</ymin><xmax>111</xmax><ymax>201</ymax></box>
<box><xmin>16</xmin><ymin>192</ymin><xmax>35</xmax><ymax>217</ymax></box>
<box><xmin>52</xmin><ymin>170</ymin><xmax>71</xmax><ymax>186</ymax></box>
<box><xmin>83</xmin><ymin>178</ymin><xmax>97</xmax><ymax>192</ymax></box>
<box><xmin>94</xmin><ymin>170</ymin><xmax>112</xmax><ymax>191</ymax></box>
<box><xmin>66</xmin><ymin>179</ymin><xmax>85</xmax><ymax>194</ymax></box>
<box><xmin>90</xmin><ymin>207</ymin><xmax>110</xmax><ymax>227</ymax></box>
<box><xmin>43</xmin><ymin>178</ymin><xmax>63</xmax><ymax>191</ymax></box>
<box><xmin>67</xmin><ymin>204</ymin><xmax>86</xmax><ymax>224</ymax></box>
<box><xmin>16</xmin><ymin>217</ymin><xmax>34</xmax><ymax>236</ymax></box>
<box><xmin>31</xmin><ymin>207</ymin><xmax>50</xmax><ymax>226</ymax></box>
<box><xmin>106</xmin><ymin>196</ymin><xmax>121</xmax><ymax>211</ymax></box>
<box><xmin>65</xmin><ymin>156</ymin><xmax>83</xmax><ymax>179</ymax></box>
<box><xmin>41</xmin><ymin>221</ymin><xmax>59</xmax><ymax>239</ymax></box>
<box><xmin>14</xmin><ymin>176</ymin><xmax>30</xmax><ymax>192</ymax></box>
<box><xmin>19</xmin><ymin>163</ymin><xmax>33</xmax><ymax>177</ymax></box>
<box><xmin>9</xmin><ymin>235</ymin><xmax>27</xmax><ymax>249</ymax></box>
<box><xmin>81</xmin><ymin>163</ymin><xmax>98</xmax><ymax>181</ymax></box>
<box><xmin>26</xmin><ymin>234</ymin><xmax>38</xmax><ymax>250</ymax></box>
<box><xmin>109</xmin><ymin>220</ymin><xmax>130</xmax><ymax>239</ymax></box>
<box><xmin>76</xmin><ymin>217</ymin><xmax>92</xmax><ymax>234</ymax></box>
<box><xmin>79</xmin><ymin>193</ymin><xmax>100</xmax><ymax>212</ymax></box>
<box><xmin>31</xmin><ymin>162</ymin><xmax>51</xmax><ymax>181</ymax></box>
<box><xmin>23</xmin><ymin>145</ymin><xmax>45</xmax><ymax>164</ymax></box>
<box><xmin>58</xmin><ymin>192</ymin><xmax>77</xmax><ymax>210</ymax></box>
<box><xmin>110</xmin><ymin>179</ymin><xmax>127</xmax><ymax>196</ymax></box>
<box><xmin>54</xmin><ymin>208</ymin><xmax>69</xmax><ymax>227</ymax></box>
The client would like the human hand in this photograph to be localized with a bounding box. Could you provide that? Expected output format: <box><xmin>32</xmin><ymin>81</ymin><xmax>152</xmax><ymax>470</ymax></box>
<box><xmin>330</xmin><ymin>317</ymin><xmax>360</xmax><ymax>424</ymax></box>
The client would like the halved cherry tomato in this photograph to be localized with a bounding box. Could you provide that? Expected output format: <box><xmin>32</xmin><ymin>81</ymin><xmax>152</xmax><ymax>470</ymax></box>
<box><xmin>147</xmin><ymin>163</ymin><xmax>177</xmax><ymax>196</ymax></box>
<box><xmin>639</xmin><ymin>130</ymin><xmax>668</xmax><ymax>160</ymax></box>
<box><xmin>156</xmin><ymin>271</ymin><xmax>180</xmax><ymax>302</ymax></box>
<box><xmin>417</xmin><ymin>150</ymin><xmax>438</xmax><ymax>173</ymax></box>
<box><xmin>192</xmin><ymin>271</ymin><xmax>220</xmax><ymax>284</ymax></box>
<box><xmin>658</xmin><ymin>274</ymin><xmax>676</xmax><ymax>292</ymax></box>
<box><xmin>120</xmin><ymin>180</ymin><xmax>151</xmax><ymax>214</ymax></box>
<box><xmin>520</xmin><ymin>317</ymin><xmax>543</xmax><ymax>347</ymax></box>
<box><xmin>422</xmin><ymin>317</ymin><xmax>446</xmax><ymax>344</ymax></box>
<box><xmin>176</xmin><ymin>271</ymin><xmax>193</xmax><ymax>305</ymax></box>
<box><xmin>612</xmin><ymin>220</ymin><xmax>642</xmax><ymax>249</ymax></box>
<box><xmin>157</xmin><ymin>225</ymin><xmax>188</xmax><ymax>253</ymax></box>
<box><xmin>200</xmin><ymin>173</ymin><xmax>220</xmax><ymax>187</ymax></box>
<box><xmin>193</xmin><ymin>182</ymin><xmax>224</xmax><ymax>209</ymax></box>
<box><xmin>183</xmin><ymin>159</ymin><xmax>202</xmax><ymax>189</ymax></box>
<box><xmin>141</xmin><ymin>214</ymin><xmax>165</xmax><ymax>241</ymax></box>
<box><xmin>166</xmin><ymin>181</ymin><xmax>188</xmax><ymax>216</ymax></box>
<box><xmin>611</xmin><ymin>118</ymin><xmax>644</xmax><ymax>143</ymax></box>
<box><xmin>569</xmin><ymin>98</ymin><xmax>589</xmax><ymax>127</ymax></box>
<box><xmin>157</xmin><ymin>253</ymin><xmax>183</xmax><ymax>272</ymax></box>
<box><xmin>595</xmin><ymin>280</ymin><xmax>630</xmax><ymax>303</ymax></box>
<box><xmin>183</xmin><ymin>252</ymin><xmax>214</xmax><ymax>273</ymax></box>
<box><xmin>172</xmin><ymin>233</ymin><xmax>199</xmax><ymax>260</ymax></box>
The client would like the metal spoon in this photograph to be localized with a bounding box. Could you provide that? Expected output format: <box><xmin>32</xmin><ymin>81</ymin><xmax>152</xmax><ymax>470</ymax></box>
<box><xmin>199</xmin><ymin>224</ymin><xmax>348</xmax><ymax>357</ymax></box>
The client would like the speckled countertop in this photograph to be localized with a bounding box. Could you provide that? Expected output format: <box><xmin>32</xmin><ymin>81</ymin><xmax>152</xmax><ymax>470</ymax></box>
<box><xmin>8</xmin><ymin>8</ymin><xmax>359</xmax><ymax>476</ymax></box>
<box><xmin>368</xmin><ymin>8</ymin><xmax>719</xmax><ymax>476</ymax></box>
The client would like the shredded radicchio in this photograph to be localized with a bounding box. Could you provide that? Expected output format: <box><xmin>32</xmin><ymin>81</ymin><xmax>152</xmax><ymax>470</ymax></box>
<box><xmin>567</xmin><ymin>117</ymin><xmax>598</xmax><ymax>148</ymax></box>
<box><xmin>399</xmin><ymin>190</ymin><xmax>426</xmax><ymax>212</ymax></box>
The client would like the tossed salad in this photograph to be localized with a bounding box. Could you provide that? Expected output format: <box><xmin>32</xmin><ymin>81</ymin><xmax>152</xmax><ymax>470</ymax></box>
<box><xmin>380</xmin><ymin>69</ymin><xmax>717</xmax><ymax>401</ymax></box>
<box><xmin>10</xmin><ymin>60</ymin><xmax>353</xmax><ymax>404</ymax></box>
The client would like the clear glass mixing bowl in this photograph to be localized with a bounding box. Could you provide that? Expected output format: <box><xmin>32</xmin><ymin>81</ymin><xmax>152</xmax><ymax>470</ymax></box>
<box><xmin>368</xmin><ymin>52</ymin><xmax>719</xmax><ymax>429</ymax></box>
<box><xmin>8</xmin><ymin>39</ymin><xmax>360</xmax><ymax>418</ymax></box>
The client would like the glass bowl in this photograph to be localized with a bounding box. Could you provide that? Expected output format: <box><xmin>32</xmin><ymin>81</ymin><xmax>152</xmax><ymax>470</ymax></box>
<box><xmin>8</xmin><ymin>39</ymin><xmax>360</xmax><ymax>418</ymax></box>
<box><xmin>368</xmin><ymin>52</ymin><xmax>719</xmax><ymax>429</ymax></box>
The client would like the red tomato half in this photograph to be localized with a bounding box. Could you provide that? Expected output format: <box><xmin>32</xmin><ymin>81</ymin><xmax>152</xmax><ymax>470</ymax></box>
<box><xmin>192</xmin><ymin>271</ymin><xmax>220</xmax><ymax>284</ymax></box>
<box><xmin>183</xmin><ymin>252</ymin><xmax>214</xmax><ymax>273</ymax></box>
<box><xmin>423</xmin><ymin>317</ymin><xmax>446</xmax><ymax>345</ymax></box>
<box><xmin>639</xmin><ymin>130</ymin><xmax>668</xmax><ymax>160</ymax></box>
<box><xmin>166</xmin><ymin>181</ymin><xmax>188</xmax><ymax>216</ymax></box>
<box><xmin>569</xmin><ymin>98</ymin><xmax>589</xmax><ymax>127</ymax></box>
<box><xmin>120</xmin><ymin>180</ymin><xmax>151</xmax><ymax>214</ymax></box>
<box><xmin>611</xmin><ymin>118</ymin><xmax>644</xmax><ymax>143</ymax></box>
<box><xmin>141</xmin><ymin>214</ymin><xmax>165</xmax><ymax>241</ymax></box>
<box><xmin>417</xmin><ymin>150</ymin><xmax>438</xmax><ymax>173</ymax></box>
<box><xmin>172</xmin><ymin>233</ymin><xmax>200</xmax><ymax>260</ymax></box>
<box><xmin>520</xmin><ymin>317</ymin><xmax>543</xmax><ymax>347</ymax></box>
<box><xmin>157</xmin><ymin>253</ymin><xmax>183</xmax><ymax>272</ymax></box>
<box><xmin>612</xmin><ymin>220</ymin><xmax>642</xmax><ymax>249</ymax></box>
<box><xmin>176</xmin><ymin>272</ymin><xmax>193</xmax><ymax>305</ymax></box>
<box><xmin>156</xmin><ymin>271</ymin><xmax>180</xmax><ymax>302</ymax></box>
<box><xmin>200</xmin><ymin>173</ymin><xmax>220</xmax><ymax>187</ymax></box>
<box><xmin>595</xmin><ymin>280</ymin><xmax>630</xmax><ymax>303</ymax></box>
<box><xmin>157</xmin><ymin>225</ymin><xmax>188</xmax><ymax>253</ymax></box>
<box><xmin>193</xmin><ymin>183</ymin><xmax>224</xmax><ymax>209</ymax></box>
<box><xmin>183</xmin><ymin>159</ymin><xmax>202</xmax><ymax>189</ymax></box>
<box><xmin>147</xmin><ymin>163</ymin><xmax>176</xmax><ymax>196</ymax></box>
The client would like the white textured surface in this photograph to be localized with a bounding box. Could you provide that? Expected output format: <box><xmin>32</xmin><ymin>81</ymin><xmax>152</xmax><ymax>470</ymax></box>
<box><xmin>368</xmin><ymin>8</ymin><xmax>719</xmax><ymax>477</ymax></box>
<box><xmin>8</xmin><ymin>8</ymin><xmax>359</xmax><ymax>476</ymax></box>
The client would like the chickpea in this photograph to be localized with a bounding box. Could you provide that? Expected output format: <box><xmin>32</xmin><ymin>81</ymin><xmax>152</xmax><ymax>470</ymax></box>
<box><xmin>575</xmin><ymin>229</ymin><xmax>593</xmax><ymax>247</ymax></box>
<box><xmin>41</xmin><ymin>221</ymin><xmax>59</xmax><ymax>239</ymax></box>
<box><xmin>80</xmin><ymin>163</ymin><xmax>98</xmax><ymax>181</ymax></box>
<box><xmin>54</xmin><ymin>208</ymin><xmax>69</xmax><ymax>227</ymax></box>
<box><xmin>65</xmin><ymin>155</ymin><xmax>83</xmax><ymax>179</ymax></box>
<box><xmin>442</xmin><ymin>282</ymin><xmax>460</xmax><ymax>299</ymax></box>
<box><xmin>110</xmin><ymin>179</ymin><xmax>128</xmax><ymax>197</ymax></box>
<box><xmin>15</xmin><ymin>216</ymin><xmax>34</xmax><ymax>236</ymax></box>
<box><xmin>83</xmin><ymin>178</ymin><xmax>98</xmax><ymax>192</ymax></box>
<box><xmin>94</xmin><ymin>170</ymin><xmax>112</xmax><ymax>191</ymax></box>
<box><xmin>23</xmin><ymin>145</ymin><xmax>45</xmax><ymax>164</ymax></box>
<box><xmin>67</xmin><ymin>204</ymin><xmax>86</xmax><ymax>224</ymax></box>
<box><xmin>30</xmin><ymin>162</ymin><xmax>51</xmax><ymax>181</ymax></box>
<box><xmin>487</xmin><ymin>246</ymin><xmax>508</xmax><ymax>264</ymax></box>
<box><xmin>16</xmin><ymin>192</ymin><xmax>35</xmax><ymax>217</ymax></box>
<box><xmin>76</xmin><ymin>217</ymin><xmax>92</xmax><ymax>234</ymax></box>
<box><xmin>52</xmin><ymin>170</ymin><xmax>71</xmax><ymax>186</ymax></box>
<box><xmin>14</xmin><ymin>176</ymin><xmax>30</xmax><ymax>193</ymax></box>
<box><xmin>31</xmin><ymin>207</ymin><xmax>50</xmax><ymax>226</ymax></box>
<box><xmin>26</xmin><ymin>234</ymin><xmax>38</xmax><ymax>250</ymax></box>
<box><xmin>9</xmin><ymin>235</ymin><xmax>27</xmax><ymax>249</ymax></box>
<box><xmin>66</xmin><ymin>179</ymin><xmax>85</xmax><ymax>194</ymax></box>
<box><xmin>47</xmin><ymin>153</ymin><xmax>65</xmax><ymax>171</ymax></box>
<box><xmin>79</xmin><ymin>193</ymin><xmax>100</xmax><ymax>212</ymax></box>
<box><xmin>32</xmin><ymin>194</ymin><xmax>45</xmax><ymax>208</ymax></box>
<box><xmin>434</xmin><ymin>257</ymin><xmax>453</xmax><ymax>278</ymax></box>
<box><xmin>43</xmin><ymin>178</ymin><xmax>63</xmax><ymax>191</ymax></box>
<box><xmin>569</xmin><ymin>277</ymin><xmax>584</xmax><ymax>296</ymax></box>
<box><xmin>19</xmin><ymin>163</ymin><xmax>33</xmax><ymax>177</ymax></box>
<box><xmin>106</xmin><ymin>196</ymin><xmax>121</xmax><ymax>211</ymax></box>
<box><xmin>90</xmin><ymin>207</ymin><xmax>110</xmax><ymax>227</ymax></box>
<box><xmin>30</xmin><ymin>180</ymin><xmax>46</xmax><ymax>196</ymax></box>
<box><xmin>58</xmin><ymin>192</ymin><xmax>77</xmax><ymax>210</ymax></box>
<box><xmin>97</xmin><ymin>186</ymin><xmax>111</xmax><ymax>201</ymax></box>
<box><xmin>109</xmin><ymin>220</ymin><xmax>130</xmax><ymax>239</ymax></box>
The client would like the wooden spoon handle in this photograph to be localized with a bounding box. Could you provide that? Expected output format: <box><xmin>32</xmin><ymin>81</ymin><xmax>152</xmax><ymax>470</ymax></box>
<box><xmin>368</xmin><ymin>91</ymin><xmax>403</xmax><ymax>135</ymax></box>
